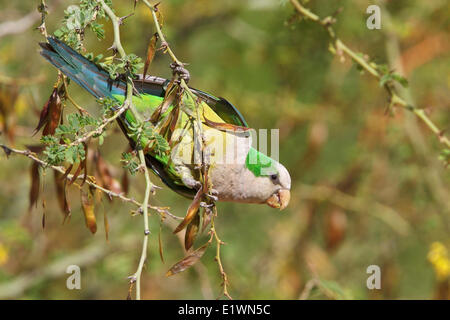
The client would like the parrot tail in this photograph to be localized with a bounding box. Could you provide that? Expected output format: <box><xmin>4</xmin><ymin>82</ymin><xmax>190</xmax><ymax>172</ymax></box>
<box><xmin>39</xmin><ymin>36</ymin><xmax>126</xmax><ymax>99</ymax></box>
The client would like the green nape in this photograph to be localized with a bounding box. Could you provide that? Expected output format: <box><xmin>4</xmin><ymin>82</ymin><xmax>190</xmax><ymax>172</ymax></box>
<box><xmin>113</xmin><ymin>93</ymin><xmax>166</xmax><ymax>129</ymax></box>
<box><xmin>245</xmin><ymin>147</ymin><xmax>278</xmax><ymax>177</ymax></box>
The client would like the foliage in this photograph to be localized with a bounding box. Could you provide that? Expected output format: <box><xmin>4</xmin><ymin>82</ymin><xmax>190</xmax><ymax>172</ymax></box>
<box><xmin>54</xmin><ymin>0</ymin><xmax>112</xmax><ymax>50</ymax></box>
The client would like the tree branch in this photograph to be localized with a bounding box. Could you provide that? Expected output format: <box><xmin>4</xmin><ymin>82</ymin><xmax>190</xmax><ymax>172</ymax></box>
<box><xmin>288</xmin><ymin>0</ymin><xmax>450</xmax><ymax>152</ymax></box>
<box><xmin>210</xmin><ymin>211</ymin><xmax>232</xmax><ymax>300</ymax></box>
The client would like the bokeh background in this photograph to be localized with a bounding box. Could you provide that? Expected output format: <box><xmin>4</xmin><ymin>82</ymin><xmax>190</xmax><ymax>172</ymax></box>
<box><xmin>0</xmin><ymin>0</ymin><xmax>449</xmax><ymax>299</ymax></box>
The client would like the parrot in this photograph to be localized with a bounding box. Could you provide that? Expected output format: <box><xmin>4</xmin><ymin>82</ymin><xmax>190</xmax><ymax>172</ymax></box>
<box><xmin>39</xmin><ymin>37</ymin><xmax>291</xmax><ymax>210</ymax></box>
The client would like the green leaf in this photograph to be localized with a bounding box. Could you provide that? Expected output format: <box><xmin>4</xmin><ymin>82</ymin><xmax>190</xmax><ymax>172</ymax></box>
<box><xmin>392</xmin><ymin>73</ymin><xmax>409</xmax><ymax>88</ymax></box>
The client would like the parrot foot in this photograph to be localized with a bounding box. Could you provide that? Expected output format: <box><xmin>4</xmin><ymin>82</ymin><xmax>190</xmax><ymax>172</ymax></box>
<box><xmin>205</xmin><ymin>189</ymin><xmax>219</xmax><ymax>201</ymax></box>
<box><xmin>205</xmin><ymin>193</ymin><xmax>218</xmax><ymax>202</ymax></box>
<box><xmin>177</xmin><ymin>166</ymin><xmax>202</xmax><ymax>190</ymax></box>
<box><xmin>170</xmin><ymin>62</ymin><xmax>190</xmax><ymax>83</ymax></box>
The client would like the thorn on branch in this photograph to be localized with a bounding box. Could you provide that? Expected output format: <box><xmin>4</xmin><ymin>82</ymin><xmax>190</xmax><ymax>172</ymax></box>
<box><xmin>107</xmin><ymin>44</ymin><xmax>118</xmax><ymax>54</ymax></box>
<box><xmin>119</xmin><ymin>13</ymin><xmax>134</xmax><ymax>25</ymax></box>
<box><xmin>153</xmin><ymin>2</ymin><xmax>161</xmax><ymax>11</ymax></box>
<box><xmin>204</xmin><ymin>193</ymin><xmax>218</xmax><ymax>202</ymax></box>
<box><xmin>1</xmin><ymin>145</ymin><xmax>12</xmax><ymax>157</ymax></box>
<box><xmin>128</xmin><ymin>275</ymin><xmax>137</xmax><ymax>284</ymax></box>
<box><xmin>36</xmin><ymin>24</ymin><xmax>47</xmax><ymax>36</ymax></box>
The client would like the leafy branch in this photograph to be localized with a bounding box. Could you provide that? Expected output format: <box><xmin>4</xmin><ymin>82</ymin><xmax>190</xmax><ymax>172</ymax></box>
<box><xmin>288</xmin><ymin>0</ymin><xmax>450</xmax><ymax>163</ymax></box>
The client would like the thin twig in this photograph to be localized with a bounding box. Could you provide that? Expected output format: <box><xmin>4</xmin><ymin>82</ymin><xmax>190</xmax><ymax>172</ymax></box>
<box><xmin>288</xmin><ymin>0</ymin><xmax>450</xmax><ymax>150</ymax></box>
<box><xmin>131</xmin><ymin>150</ymin><xmax>153</xmax><ymax>299</ymax></box>
<box><xmin>381</xmin><ymin>5</ymin><xmax>450</xmax><ymax>231</ymax></box>
<box><xmin>0</xmin><ymin>144</ymin><xmax>179</xmax><ymax>219</ymax></box>
<box><xmin>37</xmin><ymin>0</ymin><xmax>49</xmax><ymax>38</ymax></box>
<box><xmin>210</xmin><ymin>210</ymin><xmax>232</xmax><ymax>300</ymax></box>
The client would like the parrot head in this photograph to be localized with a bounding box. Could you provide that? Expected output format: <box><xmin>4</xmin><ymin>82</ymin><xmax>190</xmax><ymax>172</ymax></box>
<box><xmin>244</xmin><ymin>150</ymin><xmax>291</xmax><ymax>210</ymax></box>
<box><xmin>212</xmin><ymin>146</ymin><xmax>291</xmax><ymax>210</ymax></box>
<box><xmin>263</xmin><ymin>161</ymin><xmax>291</xmax><ymax>210</ymax></box>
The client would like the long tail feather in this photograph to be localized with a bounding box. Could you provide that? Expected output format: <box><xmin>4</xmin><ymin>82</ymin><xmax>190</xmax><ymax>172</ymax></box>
<box><xmin>40</xmin><ymin>37</ymin><xmax>126</xmax><ymax>99</ymax></box>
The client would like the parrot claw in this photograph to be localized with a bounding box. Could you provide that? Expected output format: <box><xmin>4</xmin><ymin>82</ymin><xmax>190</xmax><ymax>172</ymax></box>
<box><xmin>200</xmin><ymin>202</ymin><xmax>215</xmax><ymax>208</ymax></box>
<box><xmin>205</xmin><ymin>192</ymin><xmax>218</xmax><ymax>202</ymax></box>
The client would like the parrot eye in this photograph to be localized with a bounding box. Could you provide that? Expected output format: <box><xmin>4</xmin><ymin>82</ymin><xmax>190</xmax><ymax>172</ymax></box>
<box><xmin>270</xmin><ymin>174</ymin><xmax>278</xmax><ymax>182</ymax></box>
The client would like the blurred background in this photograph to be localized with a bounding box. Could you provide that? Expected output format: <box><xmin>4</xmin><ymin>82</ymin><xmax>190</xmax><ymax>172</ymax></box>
<box><xmin>0</xmin><ymin>0</ymin><xmax>449</xmax><ymax>299</ymax></box>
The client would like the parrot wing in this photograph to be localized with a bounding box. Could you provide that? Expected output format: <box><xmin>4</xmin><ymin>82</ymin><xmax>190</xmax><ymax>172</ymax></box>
<box><xmin>40</xmin><ymin>37</ymin><xmax>250</xmax><ymax>199</ymax></box>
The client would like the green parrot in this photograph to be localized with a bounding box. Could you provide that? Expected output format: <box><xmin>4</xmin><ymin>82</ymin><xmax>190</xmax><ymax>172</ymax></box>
<box><xmin>40</xmin><ymin>37</ymin><xmax>291</xmax><ymax>210</ymax></box>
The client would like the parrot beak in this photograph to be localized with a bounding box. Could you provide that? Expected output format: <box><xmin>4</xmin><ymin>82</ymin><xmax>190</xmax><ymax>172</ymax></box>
<box><xmin>266</xmin><ymin>189</ymin><xmax>291</xmax><ymax>210</ymax></box>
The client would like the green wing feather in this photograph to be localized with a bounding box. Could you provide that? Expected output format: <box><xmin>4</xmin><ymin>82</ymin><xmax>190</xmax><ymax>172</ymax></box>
<box><xmin>40</xmin><ymin>37</ymin><xmax>263</xmax><ymax>198</ymax></box>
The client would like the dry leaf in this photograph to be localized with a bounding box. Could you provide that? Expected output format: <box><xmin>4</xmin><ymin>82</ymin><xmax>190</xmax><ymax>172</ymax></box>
<box><xmin>29</xmin><ymin>162</ymin><xmax>40</xmax><ymax>211</ymax></box>
<box><xmin>103</xmin><ymin>205</ymin><xmax>109</xmax><ymax>241</ymax></box>
<box><xmin>81</xmin><ymin>189</ymin><xmax>97</xmax><ymax>234</ymax></box>
<box><xmin>173</xmin><ymin>188</ymin><xmax>202</xmax><ymax>234</ymax></box>
<box><xmin>166</xmin><ymin>242</ymin><xmax>209</xmax><ymax>277</ymax></box>
<box><xmin>150</xmin><ymin>83</ymin><xmax>176</xmax><ymax>124</ymax></box>
<box><xmin>121</xmin><ymin>169</ymin><xmax>129</xmax><ymax>195</ymax></box>
<box><xmin>34</xmin><ymin>87</ymin><xmax>62</xmax><ymax>136</ymax></box>
<box><xmin>94</xmin><ymin>150</ymin><xmax>122</xmax><ymax>195</ymax></box>
<box><xmin>142</xmin><ymin>33</ymin><xmax>158</xmax><ymax>83</ymax></box>
<box><xmin>0</xmin><ymin>83</ymin><xmax>19</xmax><ymax>143</ymax></box>
<box><xmin>184</xmin><ymin>212</ymin><xmax>200</xmax><ymax>250</ymax></box>
<box><xmin>54</xmin><ymin>171</ymin><xmax>71</xmax><ymax>223</ymax></box>
<box><xmin>325</xmin><ymin>209</ymin><xmax>347</xmax><ymax>250</ymax></box>
<box><xmin>203</xmin><ymin>116</ymin><xmax>251</xmax><ymax>133</ymax></box>
<box><xmin>201</xmin><ymin>207</ymin><xmax>212</xmax><ymax>232</ymax></box>
<box><xmin>159</xmin><ymin>223</ymin><xmax>164</xmax><ymax>263</ymax></box>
